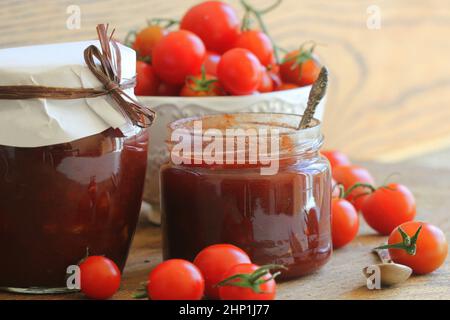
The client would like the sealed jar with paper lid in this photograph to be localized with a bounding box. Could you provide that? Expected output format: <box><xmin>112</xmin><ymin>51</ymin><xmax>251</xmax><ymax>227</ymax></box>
<box><xmin>160</xmin><ymin>113</ymin><xmax>332</xmax><ymax>280</ymax></box>
<box><xmin>0</xmin><ymin>39</ymin><xmax>150</xmax><ymax>293</ymax></box>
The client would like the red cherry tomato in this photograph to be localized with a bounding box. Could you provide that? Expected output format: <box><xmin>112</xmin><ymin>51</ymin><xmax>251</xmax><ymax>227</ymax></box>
<box><xmin>180</xmin><ymin>1</ymin><xmax>240</xmax><ymax>54</ymax></box>
<box><xmin>203</xmin><ymin>51</ymin><xmax>221</xmax><ymax>76</ymax></box>
<box><xmin>153</xmin><ymin>30</ymin><xmax>205</xmax><ymax>85</ymax></box>
<box><xmin>180</xmin><ymin>73</ymin><xmax>224</xmax><ymax>97</ymax></box>
<box><xmin>135</xmin><ymin>61</ymin><xmax>159</xmax><ymax>96</ymax></box>
<box><xmin>218</xmin><ymin>264</ymin><xmax>276</xmax><ymax>300</ymax></box>
<box><xmin>193</xmin><ymin>244</ymin><xmax>251</xmax><ymax>299</ymax></box>
<box><xmin>217</xmin><ymin>48</ymin><xmax>262</xmax><ymax>95</ymax></box>
<box><xmin>322</xmin><ymin>150</ymin><xmax>351</xmax><ymax>169</ymax></box>
<box><xmin>331</xmin><ymin>198</ymin><xmax>359</xmax><ymax>249</ymax></box>
<box><xmin>132</xmin><ymin>25</ymin><xmax>167</xmax><ymax>59</ymax></box>
<box><xmin>157</xmin><ymin>82</ymin><xmax>181</xmax><ymax>96</ymax></box>
<box><xmin>234</xmin><ymin>30</ymin><xmax>274</xmax><ymax>66</ymax></box>
<box><xmin>147</xmin><ymin>259</ymin><xmax>205</xmax><ymax>300</ymax></box>
<box><xmin>79</xmin><ymin>256</ymin><xmax>121</xmax><ymax>300</ymax></box>
<box><xmin>257</xmin><ymin>69</ymin><xmax>274</xmax><ymax>93</ymax></box>
<box><xmin>332</xmin><ymin>165</ymin><xmax>375</xmax><ymax>211</ymax></box>
<box><xmin>277</xmin><ymin>82</ymin><xmax>298</xmax><ymax>91</ymax></box>
<box><xmin>361</xmin><ymin>183</ymin><xmax>416</xmax><ymax>235</ymax></box>
<box><xmin>387</xmin><ymin>221</ymin><xmax>448</xmax><ymax>274</ymax></box>
<box><xmin>280</xmin><ymin>50</ymin><xmax>321</xmax><ymax>86</ymax></box>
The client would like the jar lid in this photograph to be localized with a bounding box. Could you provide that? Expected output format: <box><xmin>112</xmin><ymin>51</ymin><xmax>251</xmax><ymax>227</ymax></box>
<box><xmin>0</xmin><ymin>40</ymin><xmax>136</xmax><ymax>147</ymax></box>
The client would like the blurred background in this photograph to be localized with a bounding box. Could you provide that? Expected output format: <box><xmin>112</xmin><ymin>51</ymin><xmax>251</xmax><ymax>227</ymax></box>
<box><xmin>1</xmin><ymin>0</ymin><xmax>450</xmax><ymax>164</ymax></box>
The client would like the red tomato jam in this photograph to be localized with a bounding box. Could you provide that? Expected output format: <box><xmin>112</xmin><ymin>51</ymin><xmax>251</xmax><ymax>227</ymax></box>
<box><xmin>160</xmin><ymin>113</ymin><xmax>332</xmax><ymax>280</ymax></box>
<box><xmin>0</xmin><ymin>127</ymin><xmax>148</xmax><ymax>293</ymax></box>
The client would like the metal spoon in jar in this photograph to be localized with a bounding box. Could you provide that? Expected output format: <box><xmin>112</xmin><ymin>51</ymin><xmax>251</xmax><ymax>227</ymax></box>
<box><xmin>362</xmin><ymin>245</ymin><xmax>412</xmax><ymax>287</ymax></box>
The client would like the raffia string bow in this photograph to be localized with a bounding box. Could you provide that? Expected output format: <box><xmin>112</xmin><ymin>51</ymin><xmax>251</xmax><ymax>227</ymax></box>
<box><xmin>0</xmin><ymin>24</ymin><xmax>155</xmax><ymax>128</ymax></box>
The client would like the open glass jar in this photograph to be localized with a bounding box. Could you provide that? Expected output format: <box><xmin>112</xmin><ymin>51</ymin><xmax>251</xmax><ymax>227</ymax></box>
<box><xmin>160</xmin><ymin>113</ymin><xmax>332</xmax><ymax>280</ymax></box>
<box><xmin>0</xmin><ymin>127</ymin><xmax>148</xmax><ymax>293</ymax></box>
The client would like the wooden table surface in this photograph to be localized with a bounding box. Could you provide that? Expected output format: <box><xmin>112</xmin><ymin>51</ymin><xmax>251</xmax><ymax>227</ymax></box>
<box><xmin>0</xmin><ymin>0</ymin><xmax>449</xmax><ymax>300</ymax></box>
<box><xmin>0</xmin><ymin>157</ymin><xmax>448</xmax><ymax>300</ymax></box>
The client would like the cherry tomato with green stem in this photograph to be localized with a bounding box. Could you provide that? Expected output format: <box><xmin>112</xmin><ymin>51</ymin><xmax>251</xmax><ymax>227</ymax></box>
<box><xmin>193</xmin><ymin>244</ymin><xmax>251</xmax><ymax>299</ymax></box>
<box><xmin>331</xmin><ymin>186</ymin><xmax>359</xmax><ymax>249</ymax></box>
<box><xmin>135</xmin><ymin>61</ymin><xmax>159</xmax><ymax>96</ymax></box>
<box><xmin>234</xmin><ymin>30</ymin><xmax>274</xmax><ymax>67</ymax></box>
<box><xmin>180</xmin><ymin>1</ymin><xmax>240</xmax><ymax>54</ymax></box>
<box><xmin>180</xmin><ymin>68</ymin><xmax>224</xmax><ymax>97</ymax></box>
<box><xmin>218</xmin><ymin>264</ymin><xmax>284</xmax><ymax>300</ymax></box>
<box><xmin>79</xmin><ymin>256</ymin><xmax>121</xmax><ymax>300</ymax></box>
<box><xmin>147</xmin><ymin>259</ymin><xmax>205</xmax><ymax>300</ymax></box>
<box><xmin>361</xmin><ymin>183</ymin><xmax>416</xmax><ymax>235</ymax></box>
<box><xmin>280</xmin><ymin>43</ymin><xmax>321</xmax><ymax>87</ymax></box>
<box><xmin>332</xmin><ymin>165</ymin><xmax>375</xmax><ymax>211</ymax></box>
<box><xmin>377</xmin><ymin>221</ymin><xmax>448</xmax><ymax>274</ymax></box>
<box><xmin>152</xmin><ymin>30</ymin><xmax>205</xmax><ymax>85</ymax></box>
<box><xmin>217</xmin><ymin>48</ymin><xmax>262</xmax><ymax>95</ymax></box>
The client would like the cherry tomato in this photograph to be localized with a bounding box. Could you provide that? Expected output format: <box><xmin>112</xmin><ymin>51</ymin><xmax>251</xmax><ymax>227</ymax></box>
<box><xmin>218</xmin><ymin>264</ymin><xmax>276</xmax><ymax>300</ymax></box>
<box><xmin>193</xmin><ymin>244</ymin><xmax>251</xmax><ymax>299</ymax></box>
<box><xmin>362</xmin><ymin>183</ymin><xmax>416</xmax><ymax>235</ymax></box>
<box><xmin>180</xmin><ymin>1</ymin><xmax>240</xmax><ymax>54</ymax></box>
<box><xmin>387</xmin><ymin>221</ymin><xmax>448</xmax><ymax>274</ymax></box>
<box><xmin>331</xmin><ymin>198</ymin><xmax>359</xmax><ymax>249</ymax></box>
<box><xmin>157</xmin><ymin>82</ymin><xmax>181</xmax><ymax>96</ymax></box>
<box><xmin>180</xmin><ymin>73</ymin><xmax>224</xmax><ymax>97</ymax></box>
<box><xmin>147</xmin><ymin>259</ymin><xmax>204</xmax><ymax>300</ymax></box>
<box><xmin>332</xmin><ymin>165</ymin><xmax>375</xmax><ymax>211</ymax></box>
<box><xmin>217</xmin><ymin>48</ymin><xmax>262</xmax><ymax>95</ymax></box>
<box><xmin>257</xmin><ymin>69</ymin><xmax>274</xmax><ymax>93</ymax></box>
<box><xmin>132</xmin><ymin>25</ymin><xmax>167</xmax><ymax>60</ymax></box>
<box><xmin>79</xmin><ymin>256</ymin><xmax>121</xmax><ymax>300</ymax></box>
<box><xmin>234</xmin><ymin>30</ymin><xmax>274</xmax><ymax>66</ymax></box>
<box><xmin>280</xmin><ymin>50</ymin><xmax>321</xmax><ymax>86</ymax></box>
<box><xmin>153</xmin><ymin>30</ymin><xmax>205</xmax><ymax>85</ymax></box>
<box><xmin>203</xmin><ymin>51</ymin><xmax>221</xmax><ymax>76</ymax></box>
<box><xmin>268</xmin><ymin>69</ymin><xmax>282</xmax><ymax>90</ymax></box>
<box><xmin>277</xmin><ymin>82</ymin><xmax>298</xmax><ymax>91</ymax></box>
<box><xmin>135</xmin><ymin>61</ymin><xmax>159</xmax><ymax>96</ymax></box>
<box><xmin>322</xmin><ymin>150</ymin><xmax>351</xmax><ymax>169</ymax></box>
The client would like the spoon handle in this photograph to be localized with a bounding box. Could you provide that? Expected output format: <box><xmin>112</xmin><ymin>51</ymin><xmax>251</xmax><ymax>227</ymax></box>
<box><xmin>298</xmin><ymin>66</ymin><xmax>328</xmax><ymax>129</ymax></box>
<box><xmin>373</xmin><ymin>244</ymin><xmax>393</xmax><ymax>264</ymax></box>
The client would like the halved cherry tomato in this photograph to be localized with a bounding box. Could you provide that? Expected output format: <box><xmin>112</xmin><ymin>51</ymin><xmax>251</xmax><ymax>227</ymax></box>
<box><xmin>218</xmin><ymin>264</ymin><xmax>277</xmax><ymax>300</ymax></box>
<box><xmin>147</xmin><ymin>259</ymin><xmax>204</xmax><ymax>300</ymax></box>
<box><xmin>361</xmin><ymin>183</ymin><xmax>416</xmax><ymax>235</ymax></box>
<box><xmin>383</xmin><ymin>221</ymin><xmax>448</xmax><ymax>274</ymax></box>
<box><xmin>203</xmin><ymin>51</ymin><xmax>221</xmax><ymax>76</ymax></box>
<box><xmin>79</xmin><ymin>256</ymin><xmax>121</xmax><ymax>300</ymax></box>
<box><xmin>280</xmin><ymin>48</ymin><xmax>321</xmax><ymax>86</ymax></box>
<box><xmin>217</xmin><ymin>48</ymin><xmax>262</xmax><ymax>95</ymax></box>
<box><xmin>180</xmin><ymin>71</ymin><xmax>224</xmax><ymax>97</ymax></box>
<box><xmin>257</xmin><ymin>69</ymin><xmax>274</xmax><ymax>93</ymax></box>
<box><xmin>132</xmin><ymin>25</ymin><xmax>167</xmax><ymax>60</ymax></box>
<box><xmin>180</xmin><ymin>1</ymin><xmax>240</xmax><ymax>54</ymax></box>
<box><xmin>331</xmin><ymin>198</ymin><xmax>359</xmax><ymax>249</ymax></box>
<box><xmin>332</xmin><ymin>165</ymin><xmax>375</xmax><ymax>211</ymax></box>
<box><xmin>322</xmin><ymin>150</ymin><xmax>351</xmax><ymax>169</ymax></box>
<box><xmin>152</xmin><ymin>30</ymin><xmax>205</xmax><ymax>85</ymax></box>
<box><xmin>234</xmin><ymin>30</ymin><xmax>274</xmax><ymax>66</ymax></box>
<box><xmin>193</xmin><ymin>244</ymin><xmax>251</xmax><ymax>299</ymax></box>
<box><xmin>135</xmin><ymin>61</ymin><xmax>159</xmax><ymax>96</ymax></box>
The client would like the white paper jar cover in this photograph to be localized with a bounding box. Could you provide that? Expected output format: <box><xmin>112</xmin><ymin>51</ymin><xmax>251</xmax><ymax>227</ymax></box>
<box><xmin>0</xmin><ymin>41</ymin><xmax>136</xmax><ymax>147</ymax></box>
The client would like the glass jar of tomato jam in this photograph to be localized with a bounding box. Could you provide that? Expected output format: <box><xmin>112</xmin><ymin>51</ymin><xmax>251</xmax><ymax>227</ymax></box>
<box><xmin>0</xmin><ymin>126</ymin><xmax>148</xmax><ymax>293</ymax></box>
<box><xmin>160</xmin><ymin>113</ymin><xmax>332</xmax><ymax>280</ymax></box>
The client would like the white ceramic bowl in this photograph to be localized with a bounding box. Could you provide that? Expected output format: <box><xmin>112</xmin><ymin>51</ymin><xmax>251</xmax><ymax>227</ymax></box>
<box><xmin>137</xmin><ymin>85</ymin><xmax>326</xmax><ymax>223</ymax></box>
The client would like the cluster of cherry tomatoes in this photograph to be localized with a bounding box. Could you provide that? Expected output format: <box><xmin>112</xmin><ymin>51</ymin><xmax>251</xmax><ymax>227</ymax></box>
<box><xmin>131</xmin><ymin>1</ymin><xmax>321</xmax><ymax>97</ymax></box>
<box><xmin>322</xmin><ymin>150</ymin><xmax>448</xmax><ymax>275</ymax></box>
<box><xmin>77</xmin><ymin>244</ymin><xmax>281</xmax><ymax>300</ymax></box>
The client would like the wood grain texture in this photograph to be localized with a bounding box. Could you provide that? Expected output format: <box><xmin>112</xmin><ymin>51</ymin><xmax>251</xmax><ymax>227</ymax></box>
<box><xmin>1</xmin><ymin>0</ymin><xmax>450</xmax><ymax>161</ymax></box>
<box><xmin>0</xmin><ymin>160</ymin><xmax>448</xmax><ymax>300</ymax></box>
